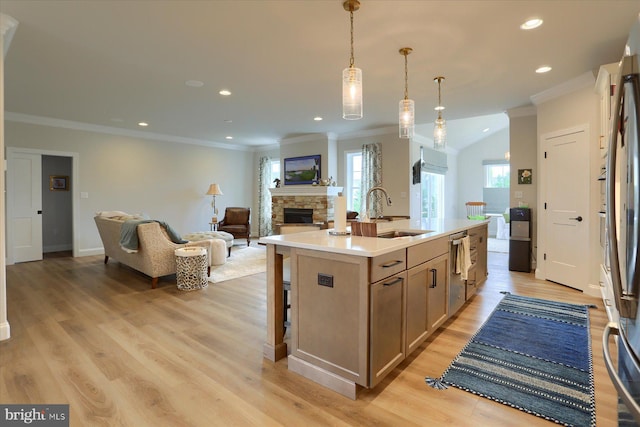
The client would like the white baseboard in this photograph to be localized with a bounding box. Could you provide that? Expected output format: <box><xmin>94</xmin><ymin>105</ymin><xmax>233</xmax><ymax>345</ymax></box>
<box><xmin>0</xmin><ymin>321</ymin><xmax>11</xmax><ymax>341</ymax></box>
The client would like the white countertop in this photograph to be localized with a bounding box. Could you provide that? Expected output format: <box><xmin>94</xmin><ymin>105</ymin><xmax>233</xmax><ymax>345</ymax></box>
<box><xmin>258</xmin><ymin>218</ymin><xmax>490</xmax><ymax>257</ymax></box>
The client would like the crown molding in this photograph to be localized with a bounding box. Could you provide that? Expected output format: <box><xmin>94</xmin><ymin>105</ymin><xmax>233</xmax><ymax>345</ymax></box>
<box><xmin>530</xmin><ymin>71</ymin><xmax>596</xmax><ymax>106</ymax></box>
<box><xmin>507</xmin><ymin>105</ymin><xmax>537</xmax><ymax>118</ymax></box>
<box><xmin>4</xmin><ymin>112</ymin><xmax>253</xmax><ymax>152</ymax></box>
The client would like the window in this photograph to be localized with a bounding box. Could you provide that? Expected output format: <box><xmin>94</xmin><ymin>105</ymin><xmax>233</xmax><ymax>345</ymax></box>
<box><xmin>483</xmin><ymin>160</ymin><xmax>510</xmax><ymax>214</ymax></box>
<box><xmin>270</xmin><ymin>160</ymin><xmax>281</xmax><ymax>184</ymax></box>
<box><xmin>345</xmin><ymin>151</ymin><xmax>362</xmax><ymax>212</ymax></box>
<box><xmin>421</xmin><ymin>171</ymin><xmax>445</xmax><ymax>219</ymax></box>
<box><xmin>484</xmin><ymin>163</ymin><xmax>510</xmax><ymax>188</ymax></box>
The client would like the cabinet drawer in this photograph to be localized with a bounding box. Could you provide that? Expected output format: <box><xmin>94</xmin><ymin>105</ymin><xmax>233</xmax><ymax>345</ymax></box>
<box><xmin>407</xmin><ymin>237</ymin><xmax>448</xmax><ymax>269</ymax></box>
<box><xmin>370</xmin><ymin>249</ymin><xmax>406</xmax><ymax>283</ymax></box>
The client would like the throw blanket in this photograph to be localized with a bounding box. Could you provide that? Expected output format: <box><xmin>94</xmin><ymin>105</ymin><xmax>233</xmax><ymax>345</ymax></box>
<box><xmin>120</xmin><ymin>219</ymin><xmax>187</xmax><ymax>253</ymax></box>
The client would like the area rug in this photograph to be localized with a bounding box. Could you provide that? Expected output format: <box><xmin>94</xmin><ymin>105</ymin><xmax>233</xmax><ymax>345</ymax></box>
<box><xmin>425</xmin><ymin>293</ymin><xmax>595</xmax><ymax>427</ymax></box>
<box><xmin>209</xmin><ymin>246</ymin><xmax>266</xmax><ymax>283</ymax></box>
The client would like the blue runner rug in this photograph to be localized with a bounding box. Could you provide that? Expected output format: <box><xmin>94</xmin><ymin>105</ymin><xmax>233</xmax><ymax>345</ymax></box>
<box><xmin>426</xmin><ymin>293</ymin><xmax>595</xmax><ymax>427</ymax></box>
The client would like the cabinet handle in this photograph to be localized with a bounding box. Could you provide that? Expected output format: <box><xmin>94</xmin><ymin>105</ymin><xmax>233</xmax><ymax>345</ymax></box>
<box><xmin>429</xmin><ymin>268</ymin><xmax>437</xmax><ymax>288</ymax></box>
<box><xmin>381</xmin><ymin>260</ymin><xmax>403</xmax><ymax>268</ymax></box>
<box><xmin>383</xmin><ymin>277</ymin><xmax>403</xmax><ymax>287</ymax></box>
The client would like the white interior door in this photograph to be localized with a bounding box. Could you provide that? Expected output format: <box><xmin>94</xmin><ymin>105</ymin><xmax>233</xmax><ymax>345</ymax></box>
<box><xmin>544</xmin><ymin>128</ymin><xmax>589</xmax><ymax>290</ymax></box>
<box><xmin>8</xmin><ymin>150</ymin><xmax>43</xmax><ymax>263</ymax></box>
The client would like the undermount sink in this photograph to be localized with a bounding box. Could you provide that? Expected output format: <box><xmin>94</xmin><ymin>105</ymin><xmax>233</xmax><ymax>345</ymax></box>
<box><xmin>376</xmin><ymin>230</ymin><xmax>431</xmax><ymax>239</ymax></box>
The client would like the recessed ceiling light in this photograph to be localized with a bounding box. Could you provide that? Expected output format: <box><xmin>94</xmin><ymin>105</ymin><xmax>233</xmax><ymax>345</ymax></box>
<box><xmin>482</xmin><ymin>128</ymin><xmax>490</xmax><ymax>133</ymax></box>
<box><xmin>219</xmin><ymin>90</ymin><xmax>231</xmax><ymax>96</ymax></box>
<box><xmin>138</xmin><ymin>122</ymin><xmax>149</xmax><ymax>127</ymax></box>
<box><xmin>185</xmin><ymin>80</ymin><xmax>204</xmax><ymax>88</ymax></box>
<box><xmin>520</xmin><ymin>18</ymin><xmax>543</xmax><ymax>30</ymax></box>
<box><xmin>314</xmin><ymin>116</ymin><xmax>323</xmax><ymax>121</ymax></box>
<box><xmin>225</xmin><ymin>136</ymin><xmax>233</xmax><ymax>140</ymax></box>
<box><xmin>536</xmin><ymin>65</ymin><xmax>552</xmax><ymax>74</ymax></box>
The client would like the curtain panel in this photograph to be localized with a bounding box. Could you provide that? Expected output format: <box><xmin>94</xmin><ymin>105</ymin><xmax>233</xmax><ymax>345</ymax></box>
<box><xmin>360</xmin><ymin>142</ymin><xmax>383</xmax><ymax>219</ymax></box>
<box><xmin>258</xmin><ymin>157</ymin><xmax>273</xmax><ymax>237</ymax></box>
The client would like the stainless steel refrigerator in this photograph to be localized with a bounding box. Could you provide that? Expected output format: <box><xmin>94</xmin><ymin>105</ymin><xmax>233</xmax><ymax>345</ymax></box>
<box><xmin>604</xmin><ymin>14</ymin><xmax>640</xmax><ymax>426</ymax></box>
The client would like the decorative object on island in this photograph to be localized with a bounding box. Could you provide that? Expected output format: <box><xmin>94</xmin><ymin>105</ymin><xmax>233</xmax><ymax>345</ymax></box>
<box><xmin>342</xmin><ymin>0</ymin><xmax>362</xmax><ymax>121</ymax></box>
<box><xmin>206</xmin><ymin>183</ymin><xmax>223</xmax><ymax>222</ymax></box>
<box><xmin>433</xmin><ymin>76</ymin><xmax>447</xmax><ymax>151</ymax></box>
<box><xmin>283</xmin><ymin>155</ymin><xmax>320</xmax><ymax>185</ymax></box>
<box><xmin>398</xmin><ymin>47</ymin><xmax>415</xmax><ymax>139</ymax></box>
<box><xmin>331</xmin><ymin>192</ymin><xmax>348</xmax><ymax>235</ymax></box>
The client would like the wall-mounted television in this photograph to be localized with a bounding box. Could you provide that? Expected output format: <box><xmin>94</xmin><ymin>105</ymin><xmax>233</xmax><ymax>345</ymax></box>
<box><xmin>284</xmin><ymin>154</ymin><xmax>321</xmax><ymax>185</ymax></box>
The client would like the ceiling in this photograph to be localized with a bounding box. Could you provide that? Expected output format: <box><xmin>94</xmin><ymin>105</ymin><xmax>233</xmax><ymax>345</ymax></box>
<box><xmin>2</xmin><ymin>1</ymin><xmax>639</xmax><ymax>151</ymax></box>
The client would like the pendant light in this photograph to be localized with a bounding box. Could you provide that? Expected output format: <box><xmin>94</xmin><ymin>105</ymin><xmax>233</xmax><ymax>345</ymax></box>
<box><xmin>433</xmin><ymin>76</ymin><xmax>447</xmax><ymax>151</ymax></box>
<box><xmin>398</xmin><ymin>47</ymin><xmax>414</xmax><ymax>139</ymax></box>
<box><xmin>342</xmin><ymin>0</ymin><xmax>362</xmax><ymax>120</ymax></box>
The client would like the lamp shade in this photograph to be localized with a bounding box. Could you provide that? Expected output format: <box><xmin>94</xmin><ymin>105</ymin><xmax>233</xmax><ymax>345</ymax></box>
<box><xmin>342</xmin><ymin>66</ymin><xmax>363</xmax><ymax>120</ymax></box>
<box><xmin>206</xmin><ymin>183</ymin><xmax>223</xmax><ymax>196</ymax></box>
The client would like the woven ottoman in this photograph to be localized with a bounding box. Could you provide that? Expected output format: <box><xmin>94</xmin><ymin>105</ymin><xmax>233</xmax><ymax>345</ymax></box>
<box><xmin>183</xmin><ymin>231</ymin><xmax>234</xmax><ymax>257</ymax></box>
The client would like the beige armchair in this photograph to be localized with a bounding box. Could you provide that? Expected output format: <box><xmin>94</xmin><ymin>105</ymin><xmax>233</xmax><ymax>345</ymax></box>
<box><xmin>218</xmin><ymin>207</ymin><xmax>251</xmax><ymax>246</ymax></box>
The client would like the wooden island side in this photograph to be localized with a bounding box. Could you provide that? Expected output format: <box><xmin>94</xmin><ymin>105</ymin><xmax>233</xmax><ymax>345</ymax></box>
<box><xmin>260</xmin><ymin>218</ymin><xmax>488</xmax><ymax>399</ymax></box>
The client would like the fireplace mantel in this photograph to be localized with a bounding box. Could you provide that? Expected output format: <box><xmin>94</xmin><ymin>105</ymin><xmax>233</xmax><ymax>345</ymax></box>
<box><xmin>270</xmin><ymin>186</ymin><xmax>343</xmax><ymax>197</ymax></box>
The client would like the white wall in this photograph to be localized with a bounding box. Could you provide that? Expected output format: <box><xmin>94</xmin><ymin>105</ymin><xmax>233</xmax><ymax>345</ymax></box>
<box><xmin>338</xmin><ymin>130</ymin><xmax>411</xmax><ymax>217</ymax></box>
<box><xmin>456</xmin><ymin>128</ymin><xmax>510</xmax><ymax>214</ymax></box>
<box><xmin>534</xmin><ymin>78</ymin><xmax>601</xmax><ymax>296</ymax></box>
<box><xmin>6</xmin><ymin>121</ymin><xmax>255</xmax><ymax>256</ymax></box>
<box><xmin>508</xmin><ymin>111</ymin><xmax>538</xmax><ymax>255</ymax></box>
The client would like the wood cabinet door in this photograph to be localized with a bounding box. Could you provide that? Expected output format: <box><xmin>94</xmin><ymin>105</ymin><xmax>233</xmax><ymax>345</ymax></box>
<box><xmin>427</xmin><ymin>253</ymin><xmax>449</xmax><ymax>332</ymax></box>
<box><xmin>406</xmin><ymin>262</ymin><xmax>429</xmax><ymax>354</ymax></box>
<box><xmin>370</xmin><ymin>271</ymin><xmax>406</xmax><ymax>387</ymax></box>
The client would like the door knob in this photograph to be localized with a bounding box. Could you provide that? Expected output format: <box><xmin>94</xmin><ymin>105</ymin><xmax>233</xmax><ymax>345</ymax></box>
<box><xmin>569</xmin><ymin>216</ymin><xmax>583</xmax><ymax>222</ymax></box>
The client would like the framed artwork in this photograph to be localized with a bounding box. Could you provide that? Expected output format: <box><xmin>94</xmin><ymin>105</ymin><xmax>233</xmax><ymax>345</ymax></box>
<box><xmin>49</xmin><ymin>175</ymin><xmax>69</xmax><ymax>191</ymax></box>
<box><xmin>283</xmin><ymin>154</ymin><xmax>320</xmax><ymax>185</ymax></box>
<box><xmin>518</xmin><ymin>169</ymin><xmax>532</xmax><ymax>185</ymax></box>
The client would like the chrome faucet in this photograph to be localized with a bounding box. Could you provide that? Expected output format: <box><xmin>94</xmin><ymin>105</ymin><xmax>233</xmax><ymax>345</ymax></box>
<box><xmin>363</xmin><ymin>186</ymin><xmax>392</xmax><ymax>222</ymax></box>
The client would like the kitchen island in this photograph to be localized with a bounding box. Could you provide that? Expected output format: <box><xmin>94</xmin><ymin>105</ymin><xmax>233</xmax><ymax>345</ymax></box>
<box><xmin>259</xmin><ymin>218</ymin><xmax>489</xmax><ymax>399</ymax></box>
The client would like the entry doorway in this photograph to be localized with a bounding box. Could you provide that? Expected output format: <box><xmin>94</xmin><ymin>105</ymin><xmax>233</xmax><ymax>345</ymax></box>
<box><xmin>6</xmin><ymin>147</ymin><xmax>79</xmax><ymax>264</ymax></box>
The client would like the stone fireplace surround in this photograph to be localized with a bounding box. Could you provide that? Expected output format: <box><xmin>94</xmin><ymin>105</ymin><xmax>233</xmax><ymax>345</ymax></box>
<box><xmin>270</xmin><ymin>186</ymin><xmax>343</xmax><ymax>233</ymax></box>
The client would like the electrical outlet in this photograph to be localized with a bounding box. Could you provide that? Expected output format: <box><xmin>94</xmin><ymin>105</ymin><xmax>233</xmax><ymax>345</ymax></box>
<box><xmin>318</xmin><ymin>273</ymin><xmax>333</xmax><ymax>288</ymax></box>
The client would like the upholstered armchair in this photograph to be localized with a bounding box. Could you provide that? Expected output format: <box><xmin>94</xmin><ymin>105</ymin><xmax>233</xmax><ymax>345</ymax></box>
<box><xmin>218</xmin><ymin>207</ymin><xmax>251</xmax><ymax>246</ymax></box>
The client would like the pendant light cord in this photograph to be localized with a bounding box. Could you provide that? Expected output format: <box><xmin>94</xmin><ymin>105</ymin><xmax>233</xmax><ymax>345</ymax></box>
<box><xmin>404</xmin><ymin>53</ymin><xmax>409</xmax><ymax>100</ymax></box>
<box><xmin>349</xmin><ymin>10</ymin><xmax>355</xmax><ymax>68</ymax></box>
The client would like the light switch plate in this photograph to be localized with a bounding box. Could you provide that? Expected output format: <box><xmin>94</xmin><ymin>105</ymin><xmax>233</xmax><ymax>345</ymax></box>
<box><xmin>515</xmin><ymin>191</ymin><xmax>523</xmax><ymax>199</ymax></box>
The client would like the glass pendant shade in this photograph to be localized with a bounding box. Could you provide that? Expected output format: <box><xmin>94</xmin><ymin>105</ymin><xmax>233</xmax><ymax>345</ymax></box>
<box><xmin>343</xmin><ymin>66</ymin><xmax>363</xmax><ymax>120</ymax></box>
<box><xmin>399</xmin><ymin>99</ymin><xmax>415</xmax><ymax>138</ymax></box>
<box><xmin>433</xmin><ymin>117</ymin><xmax>447</xmax><ymax>151</ymax></box>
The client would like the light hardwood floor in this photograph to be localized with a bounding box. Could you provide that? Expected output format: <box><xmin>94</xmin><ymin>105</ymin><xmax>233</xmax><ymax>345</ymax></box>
<box><xmin>1</xmin><ymin>250</ymin><xmax>618</xmax><ymax>426</ymax></box>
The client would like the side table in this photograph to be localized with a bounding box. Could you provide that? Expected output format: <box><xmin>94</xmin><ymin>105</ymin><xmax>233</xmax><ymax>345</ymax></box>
<box><xmin>175</xmin><ymin>247</ymin><xmax>208</xmax><ymax>291</ymax></box>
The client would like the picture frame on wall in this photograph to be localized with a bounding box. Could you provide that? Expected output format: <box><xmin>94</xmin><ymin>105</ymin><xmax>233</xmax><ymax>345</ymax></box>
<box><xmin>283</xmin><ymin>154</ymin><xmax>320</xmax><ymax>185</ymax></box>
<box><xmin>518</xmin><ymin>169</ymin><xmax>532</xmax><ymax>185</ymax></box>
<box><xmin>50</xmin><ymin>175</ymin><xmax>69</xmax><ymax>191</ymax></box>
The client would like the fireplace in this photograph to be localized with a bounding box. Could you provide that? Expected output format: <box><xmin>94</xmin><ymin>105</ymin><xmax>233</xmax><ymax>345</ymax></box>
<box><xmin>269</xmin><ymin>186</ymin><xmax>343</xmax><ymax>234</ymax></box>
<box><xmin>284</xmin><ymin>208</ymin><xmax>313</xmax><ymax>224</ymax></box>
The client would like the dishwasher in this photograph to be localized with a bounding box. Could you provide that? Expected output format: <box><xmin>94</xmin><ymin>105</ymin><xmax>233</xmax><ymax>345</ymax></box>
<box><xmin>449</xmin><ymin>231</ymin><xmax>467</xmax><ymax>314</ymax></box>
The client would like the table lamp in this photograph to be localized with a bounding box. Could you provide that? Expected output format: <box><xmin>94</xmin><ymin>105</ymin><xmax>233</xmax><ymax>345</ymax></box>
<box><xmin>206</xmin><ymin>183</ymin><xmax>223</xmax><ymax>222</ymax></box>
